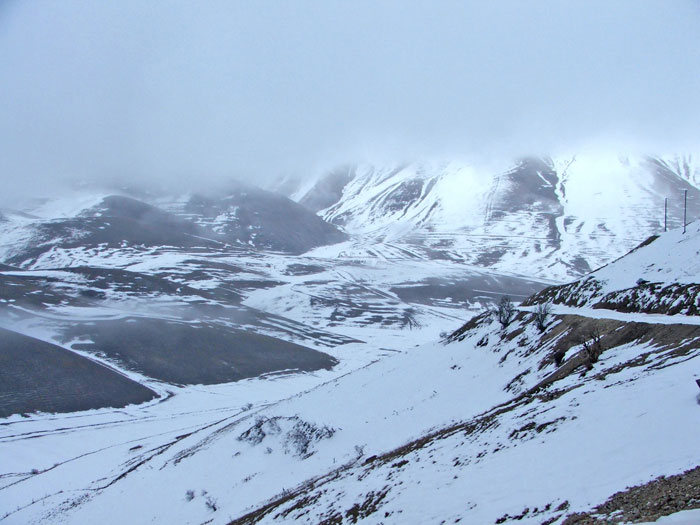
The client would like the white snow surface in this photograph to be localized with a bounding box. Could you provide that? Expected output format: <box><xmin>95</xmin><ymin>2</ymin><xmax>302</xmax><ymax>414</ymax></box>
<box><xmin>286</xmin><ymin>154</ymin><xmax>700</xmax><ymax>281</ymax></box>
<box><xmin>2</xmin><ymin>298</ymin><xmax>698</xmax><ymax>524</ymax></box>
<box><xmin>530</xmin><ymin>220</ymin><xmax>700</xmax><ymax>314</ymax></box>
<box><xmin>0</xmin><ymin>174</ymin><xmax>699</xmax><ymax>523</ymax></box>
<box><xmin>641</xmin><ymin>509</ymin><xmax>700</xmax><ymax>524</ymax></box>
<box><xmin>592</xmin><ymin>220</ymin><xmax>700</xmax><ymax>294</ymax></box>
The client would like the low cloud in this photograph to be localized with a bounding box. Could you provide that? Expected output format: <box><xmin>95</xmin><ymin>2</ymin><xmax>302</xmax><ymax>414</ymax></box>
<box><xmin>1</xmin><ymin>0</ymin><xmax>699</xmax><ymax>202</ymax></box>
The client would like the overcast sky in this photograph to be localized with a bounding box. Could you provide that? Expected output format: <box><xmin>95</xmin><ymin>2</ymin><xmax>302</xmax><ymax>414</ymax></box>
<box><xmin>1</xmin><ymin>0</ymin><xmax>700</xmax><ymax>198</ymax></box>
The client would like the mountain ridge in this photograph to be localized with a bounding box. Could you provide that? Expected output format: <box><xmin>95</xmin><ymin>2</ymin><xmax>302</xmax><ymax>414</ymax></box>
<box><xmin>1</xmin><ymin>186</ymin><xmax>699</xmax><ymax>523</ymax></box>
<box><xmin>281</xmin><ymin>154</ymin><xmax>700</xmax><ymax>281</ymax></box>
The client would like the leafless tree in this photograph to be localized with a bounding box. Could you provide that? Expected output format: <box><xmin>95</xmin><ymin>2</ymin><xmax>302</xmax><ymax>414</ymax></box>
<box><xmin>534</xmin><ymin>302</ymin><xmax>552</xmax><ymax>332</ymax></box>
<box><xmin>497</xmin><ymin>296</ymin><xmax>516</xmax><ymax>329</ymax></box>
<box><xmin>580</xmin><ymin>327</ymin><xmax>603</xmax><ymax>366</ymax></box>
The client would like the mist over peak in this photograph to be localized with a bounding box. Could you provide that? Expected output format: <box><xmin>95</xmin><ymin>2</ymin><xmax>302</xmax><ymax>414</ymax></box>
<box><xmin>1</xmin><ymin>0</ymin><xmax>699</xmax><ymax>204</ymax></box>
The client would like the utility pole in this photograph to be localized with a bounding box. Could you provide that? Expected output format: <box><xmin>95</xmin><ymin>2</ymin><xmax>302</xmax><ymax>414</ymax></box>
<box><xmin>683</xmin><ymin>189</ymin><xmax>688</xmax><ymax>234</ymax></box>
<box><xmin>664</xmin><ymin>197</ymin><xmax>667</xmax><ymax>232</ymax></box>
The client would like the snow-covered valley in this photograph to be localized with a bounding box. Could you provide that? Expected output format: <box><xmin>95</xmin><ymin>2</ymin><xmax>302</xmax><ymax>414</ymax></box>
<box><xmin>0</xmin><ymin>160</ymin><xmax>699</xmax><ymax>524</ymax></box>
<box><xmin>4</xmin><ymin>0</ymin><xmax>700</xmax><ymax>521</ymax></box>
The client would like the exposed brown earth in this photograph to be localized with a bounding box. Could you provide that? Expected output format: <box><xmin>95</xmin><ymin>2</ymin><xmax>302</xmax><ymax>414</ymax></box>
<box><xmin>562</xmin><ymin>466</ymin><xmax>700</xmax><ymax>524</ymax></box>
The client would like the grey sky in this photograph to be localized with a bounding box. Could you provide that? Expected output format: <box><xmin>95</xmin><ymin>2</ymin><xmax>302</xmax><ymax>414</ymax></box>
<box><xmin>1</xmin><ymin>0</ymin><xmax>700</xmax><ymax>198</ymax></box>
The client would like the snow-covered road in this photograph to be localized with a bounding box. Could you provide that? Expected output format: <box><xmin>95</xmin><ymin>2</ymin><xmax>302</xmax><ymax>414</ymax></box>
<box><xmin>521</xmin><ymin>304</ymin><xmax>700</xmax><ymax>325</ymax></box>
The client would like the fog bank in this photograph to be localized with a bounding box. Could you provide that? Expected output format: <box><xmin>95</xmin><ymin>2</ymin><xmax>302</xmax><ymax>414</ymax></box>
<box><xmin>1</xmin><ymin>1</ymin><xmax>699</xmax><ymax>201</ymax></box>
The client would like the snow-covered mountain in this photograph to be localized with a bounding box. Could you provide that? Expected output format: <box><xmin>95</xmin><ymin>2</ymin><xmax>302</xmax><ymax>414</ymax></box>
<box><xmin>1</xmin><ymin>208</ymin><xmax>699</xmax><ymax>522</ymax></box>
<box><xmin>525</xmin><ymin>225</ymin><xmax>700</xmax><ymax>317</ymax></box>
<box><xmin>1</xmin><ymin>155</ymin><xmax>699</xmax><ymax>523</ymax></box>
<box><xmin>0</xmin><ymin>185</ymin><xmax>551</xmax><ymax>418</ymax></box>
<box><xmin>282</xmin><ymin>154</ymin><xmax>700</xmax><ymax>281</ymax></box>
<box><xmin>0</xmin><ymin>186</ymin><xmax>347</xmax><ymax>268</ymax></box>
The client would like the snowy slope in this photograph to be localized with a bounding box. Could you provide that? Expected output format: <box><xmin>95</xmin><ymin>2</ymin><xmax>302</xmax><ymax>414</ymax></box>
<box><xmin>1</xmin><ymin>170</ymin><xmax>698</xmax><ymax>522</ymax></box>
<box><xmin>653</xmin><ymin>154</ymin><xmax>700</xmax><ymax>189</ymax></box>
<box><xmin>284</xmin><ymin>154</ymin><xmax>700</xmax><ymax>281</ymax></box>
<box><xmin>526</xmin><ymin>220</ymin><xmax>700</xmax><ymax>315</ymax></box>
<box><xmin>0</xmin><ymin>188</ymin><xmax>346</xmax><ymax>267</ymax></box>
<box><xmin>0</xmin><ymin>185</ymin><xmax>556</xmax><ymax>421</ymax></box>
<box><xmin>2</xmin><ymin>224</ymin><xmax>699</xmax><ymax>524</ymax></box>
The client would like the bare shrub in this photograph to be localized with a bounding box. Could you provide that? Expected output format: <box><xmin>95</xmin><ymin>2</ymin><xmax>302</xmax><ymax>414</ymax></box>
<box><xmin>284</xmin><ymin>420</ymin><xmax>335</xmax><ymax>458</ymax></box>
<box><xmin>580</xmin><ymin>327</ymin><xmax>603</xmax><ymax>366</ymax></box>
<box><xmin>497</xmin><ymin>296</ymin><xmax>516</xmax><ymax>329</ymax></box>
<box><xmin>534</xmin><ymin>303</ymin><xmax>552</xmax><ymax>332</ymax></box>
<box><xmin>205</xmin><ymin>495</ymin><xmax>218</xmax><ymax>512</ymax></box>
<box><xmin>238</xmin><ymin>415</ymin><xmax>335</xmax><ymax>459</ymax></box>
<box><xmin>238</xmin><ymin>416</ymin><xmax>281</xmax><ymax>446</ymax></box>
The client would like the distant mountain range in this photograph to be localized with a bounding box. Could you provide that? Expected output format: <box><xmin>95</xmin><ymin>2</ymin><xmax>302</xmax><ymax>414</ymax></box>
<box><xmin>1</xmin><ymin>153</ymin><xmax>698</xmax><ymax>419</ymax></box>
<box><xmin>6</xmin><ymin>192</ymin><xmax>698</xmax><ymax>524</ymax></box>
<box><xmin>278</xmin><ymin>154</ymin><xmax>700</xmax><ymax>281</ymax></box>
<box><xmin>0</xmin><ymin>185</ymin><xmax>346</xmax><ymax>268</ymax></box>
<box><xmin>2</xmin><ymin>154</ymin><xmax>700</xmax><ymax>523</ymax></box>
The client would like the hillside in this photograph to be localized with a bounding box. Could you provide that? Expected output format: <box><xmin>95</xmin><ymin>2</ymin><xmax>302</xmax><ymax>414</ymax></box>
<box><xmin>0</xmin><ymin>191</ymin><xmax>356</xmax><ymax>418</ymax></box>
<box><xmin>0</xmin><ymin>328</ymin><xmax>156</xmax><ymax>418</ymax></box>
<box><xmin>0</xmin><ymin>185</ymin><xmax>550</xmax><ymax>418</ymax></box>
<box><xmin>3</xmin><ymin>1</ymin><xmax>700</xmax><ymax>522</ymax></box>
<box><xmin>0</xmin><ymin>188</ymin><xmax>347</xmax><ymax>267</ymax></box>
<box><xmin>282</xmin><ymin>154</ymin><xmax>700</xmax><ymax>281</ymax></box>
<box><xmin>164</xmin><ymin>185</ymin><xmax>348</xmax><ymax>254</ymax></box>
<box><xmin>525</xmin><ymin>220</ymin><xmax>700</xmax><ymax>316</ymax></box>
<box><xmin>223</xmin><ymin>226</ymin><xmax>700</xmax><ymax>524</ymax></box>
<box><xmin>2</xmin><ymin>224</ymin><xmax>698</xmax><ymax>524</ymax></box>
